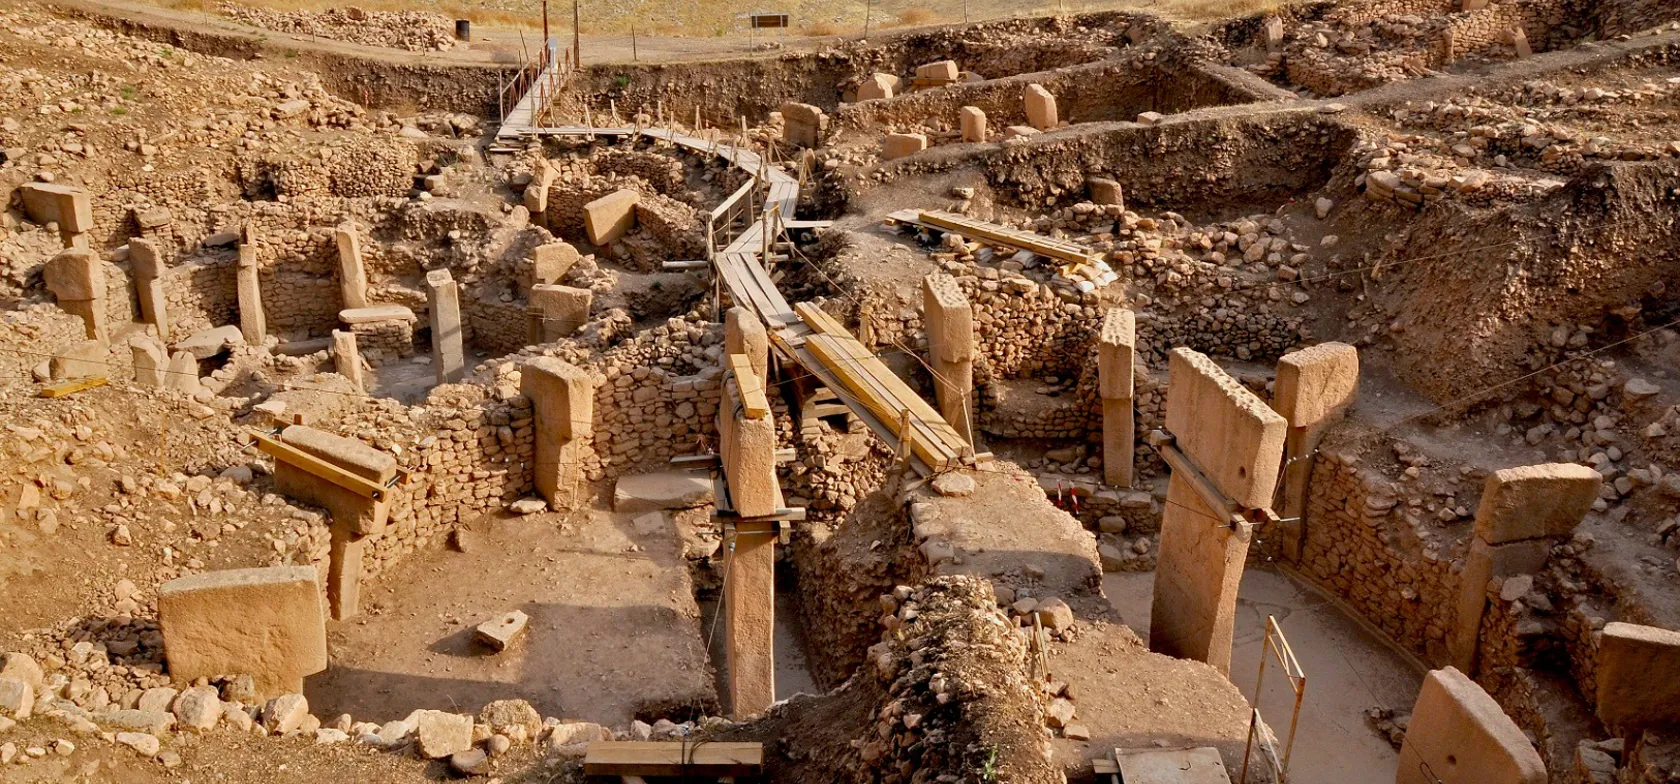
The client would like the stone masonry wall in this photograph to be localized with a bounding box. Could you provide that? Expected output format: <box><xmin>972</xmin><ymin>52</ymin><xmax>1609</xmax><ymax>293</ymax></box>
<box><xmin>1292</xmin><ymin>443</ymin><xmax>1461</xmax><ymax>663</ymax></box>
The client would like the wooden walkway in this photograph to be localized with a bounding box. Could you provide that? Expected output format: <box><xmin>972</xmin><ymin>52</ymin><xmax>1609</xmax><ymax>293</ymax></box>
<box><xmin>495</xmin><ymin>38</ymin><xmax>571</xmax><ymax>143</ymax></box>
<box><xmin>517</xmin><ymin>123</ymin><xmax>973</xmax><ymax>472</ymax></box>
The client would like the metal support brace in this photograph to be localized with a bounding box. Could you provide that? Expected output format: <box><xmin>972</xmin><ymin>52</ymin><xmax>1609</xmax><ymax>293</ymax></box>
<box><xmin>1148</xmin><ymin>429</ymin><xmax>1280</xmax><ymax>536</ymax></box>
<box><xmin>249</xmin><ymin>431</ymin><xmax>405</xmax><ymax>501</ymax></box>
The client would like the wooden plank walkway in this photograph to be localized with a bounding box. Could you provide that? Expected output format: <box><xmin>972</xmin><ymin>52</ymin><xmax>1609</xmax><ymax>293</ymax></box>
<box><xmin>516</xmin><ymin>122</ymin><xmax>973</xmax><ymax>473</ymax></box>
<box><xmin>497</xmin><ymin>39</ymin><xmax>566</xmax><ymax>140</ymax></box>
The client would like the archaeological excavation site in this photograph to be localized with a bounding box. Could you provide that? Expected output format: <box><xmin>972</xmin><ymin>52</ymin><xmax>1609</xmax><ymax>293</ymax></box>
<box><xmin>5</xmin><ymin>0</ymin><xmax>1680</xmax><ymax>780</ymax></box>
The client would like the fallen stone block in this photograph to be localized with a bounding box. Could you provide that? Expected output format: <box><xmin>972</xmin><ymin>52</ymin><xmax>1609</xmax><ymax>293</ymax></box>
<box><xmin>94</xmin><ymin>709</ymin><xmax>175</xmax><ymax>734</ymax></box>
<box><xmin>49</xmin><ymin>340</ymin><xmax>106</xmax><ymax>381</ymax></box>
<box><xmin>916</xmin><ymin>60</ymin><xmax>959</xmax><ymax>80</ymax></box>
<box><xmin>263</xmin><ymin>693</ymin><xmax>309</xmax><ymax>733</ymax></box>
<box><xmin>473</xmin><ymin>610</ymin><xmax>530</xmax><ymax>652</ymax></box>
<box><xmin>415</xmin><ymin>710</ymin><xmax>474</xmax><ymax>758</ymax></box>
<box><xmin>882</xmin><ymin>133</ymin><xmax>928</xmax><ymax>160</ymax></box>
<box><xmin>0</xmin><ymin>679</ymin><xmax>32</xmax><ymax>720</ymax></box>
<box><xmin>584</xmin><ymin>189</ymin><xmax>639</xmax><ymax>245</ymax></box>
<box><xmin>1087</xmin><ymin>177</ymin><xmax>1124</xmax><ymax>207</ymax></box>
<box><xmin>175</xmin><ymin>325</ymin><xmax>245</xmax><ymax>360</ymax></box>
<box><xmin>613</xmin><ymin>472</ymin><xmax>714</xmax><ymax>513</ymax></box>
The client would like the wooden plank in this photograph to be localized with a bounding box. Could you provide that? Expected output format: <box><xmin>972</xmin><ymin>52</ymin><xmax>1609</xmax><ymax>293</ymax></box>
<box><xmin>583</xmin><ymin>741</ymin><xmax>763</xmax><ymax>777</ymax></box>
<box><xmin>805</xmin><ymin>335</ymin><xmax>955</xmax><ymax>469</ymax></box>
<box><xmin>795</xmin><ymin>301</ymin><xmax>850</xmax><ymax>336</ymax></box>
<box><xmin>788</xmin><ymin>309</ymin><xmax>967</xmax><ymax>459</ymax></box>
<box><xmin>728</xmin><ymin>353</ymin><xmax>769</xmax><ymax>418</ymax></box>
<box><xmin>808</xmin><ymin>332</ymin><xmax>962</xmax><ymax>445</ymax></box>
<box><xmin>781</xmin><ymin>340</ymin><xmax>934</xmax><ymax>476</ymax></box>
<box><xmin>251</xmin><ymin>432</ymin><xmax>389</xmax><ymax>501</ymax></box>
<box><xmin>38</xmin><ymin>376</ymin><xmax>108</xmax><ymax>398</ymax></box>
<box><xmin>917</xmin><ymin>210</ymin><xmax>1094</xmax><ymax>264</ymax></box>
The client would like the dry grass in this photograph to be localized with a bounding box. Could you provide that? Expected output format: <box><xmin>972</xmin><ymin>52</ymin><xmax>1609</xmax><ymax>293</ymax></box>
<box><xmin>895</xmin><ymin>6</ymin><xmax>939</xmax><ymax>26</ymax></box>
<box><xmin>173</xmin><ymin>0</ymin><xmax>1304</xmax><ymax>41</ymax></box>
<box><xmin>799</xmin><ymin>20</ymin><xmax>842</xmax><ymax>36</ymax></box>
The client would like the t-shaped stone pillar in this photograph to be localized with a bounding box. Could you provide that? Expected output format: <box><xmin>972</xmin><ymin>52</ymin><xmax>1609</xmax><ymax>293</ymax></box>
<box><xmin>717</xmin><ymin>354</ymin><xmax>782</xmax><ymax>719</ymax></box>
<box><xmin>528</xmin><ymin>284</ymin><xmax>593</xmax><ymax>343</ymax></box>
<box><xmin>959</xmin><ymin>106</ymin><xmax>987</xmax><ymax>143</ymax></box>
<box><xmin>725</xmin><ymin>307</ymin><xmax>769</xmax><ymax>384</ymax></box>
<box><xmin>1149</xmin><ymin>348</ymin><xmax>1286</xmax><ymax>673</ymax></box>
<box><xmin>425</xmin><ymin>269</ymin><xmax>464</xmax><ymax>385</ymax></box>
<box><xmin>1096</xmin><ymin>308</ymin><xmax>1136</xmax><ymax>487</ymax></box>
<box><xmin>1396</xmin><ymin>667</ymin><xmax>1545</xmax><ymax>784</ymax></box>
<box><xmin>129</xmin><ymin>238</ymin><xmax>170</xmax><ymax>341</ymax></box>
<box><xmin>236</xmin><ymin>243</ymin><xmax>267</xmax><ymax>346</ymax></box>
<box><xmin>1596</xmin><ymin>622</ymin><xmax>1680</xmax><ymax>734</ymax></box>
<box><xmin>272</xmin><ymin>425</ymin><xmax>398</xmax><ymax>621</ymax></box>
<box><xmin>131</xmin><ymin>336</ymin><xmax>168</xmax><ymax>388</ymax></box>
<box><xmin>1271</xmin><ymin>342</ymin><xmax>1358</xmax><ymax>560</ymax></box>
<box><xmin>521</xmin><ymin>357</ymin><xmax>594</xmax><ymax>511</ymax></box>
<box><xmin>1025</xmin><ymin>84</ymin><xmax>1058</xmax><ymax>130</ymax></box>
<box><xmin>334</xmin><ymin>222</ymin><xmax>369</xmax><ymax>310</ymax></box>
<box><xmin>43</xmin><ymin>248</ymin><xmax>107</xmax><ymax>342</ymax></box>
<box><xmin>20</xmin><ymin>182</ymin><xmax>93</xmax><ymax>249</ymax></box>
<box><xmin>779</xmin><ymin>102</ymin><xmax>827</xmax><ymax>149</ymax></box>
<box><xmin>921</xmin><ymin>275</ymin><xmax>974</xmax><ymax>444</ymax></box>
<box><xmin>523</xmin><ymin>160</ymin><xmax>556</xmax><ymax>229</ymax></box>
<box><xmin>527</xmin><ymin>242</ymin><xmax>580</xmax><ymax>290</ymax></box>
<box><xmin>1448</xmin><ymin>463</ymin><xmax>1601</xmax><ymax>674</ymax></box>
<box><xmin>157</xmin><ymin>566</ymin><xmax>328</xmax><ymax>699</ymax></box>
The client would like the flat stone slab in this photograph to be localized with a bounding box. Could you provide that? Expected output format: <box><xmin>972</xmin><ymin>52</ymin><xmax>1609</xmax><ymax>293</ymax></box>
<box><xmin>339</xmin><ymin>304</ymin><xmax>417</xmax><ymax>325</ymax></box>
<box><xmin>612</xmin><ymin>472</ymin><xmax>714</xmax><ymax>513</ymax></box>
<box><xmin>174</xmin><ymin>325</ymin><xmax>245</xmax><ymax>360</ymax></box>
<box><xmin>1116</xmin><ymin>747</ymin><xmax>1231</xmax><ymax>784</ymax></box>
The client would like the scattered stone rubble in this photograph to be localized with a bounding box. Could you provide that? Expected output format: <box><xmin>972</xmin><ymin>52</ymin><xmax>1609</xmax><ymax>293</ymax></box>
<box><xmin>217</xmin><ymin>3</ymin><xmax>458</xmax><ymax>51</ymax></box>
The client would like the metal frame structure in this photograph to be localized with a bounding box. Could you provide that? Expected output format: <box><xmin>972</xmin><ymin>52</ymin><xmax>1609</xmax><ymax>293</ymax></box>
<box><xmin>1240</xmin><ymin>615</ymin><xmax>1307</xmax><ymax>783</ymax></box>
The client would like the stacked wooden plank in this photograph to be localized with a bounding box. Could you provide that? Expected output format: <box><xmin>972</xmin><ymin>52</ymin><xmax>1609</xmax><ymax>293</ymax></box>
<box><xmin>790</xmin><ymin>303</ymin><xmax>969</xmax><ymax>471</ymax></box>
<box><xmin>912</xmin><ymin>210</ymin><xmax>1097</xmax><ymax>265</ymax></box>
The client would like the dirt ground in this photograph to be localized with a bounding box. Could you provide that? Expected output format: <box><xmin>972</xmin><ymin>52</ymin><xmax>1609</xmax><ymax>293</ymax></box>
<box><xmin>1104</xmin><ymin>567</ymin><xmax>1425</xmax><ymax>784</ymax></box>
<box><xmin>305</xmin><ymin>506</ymin><xmax>716</xmax><ymax>727</ymax></box>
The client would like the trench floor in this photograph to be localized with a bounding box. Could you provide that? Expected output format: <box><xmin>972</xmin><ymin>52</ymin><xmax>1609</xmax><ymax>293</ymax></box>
<box><xmin>1103</xmin><ymin>567</ymin><xmax>1423</xmax><ymax>784</ymax></box>
<box><xmin>303</xmin><ymin>507</ymin><xmax>715</xmax><ymax>727</ymax></box>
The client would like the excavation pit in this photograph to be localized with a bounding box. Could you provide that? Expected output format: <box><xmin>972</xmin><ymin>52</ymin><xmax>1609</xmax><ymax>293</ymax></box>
<box><xmin>8</xmin><ymin>1</ymin><xmax>1680</xmax><ymax>781</ymax></box>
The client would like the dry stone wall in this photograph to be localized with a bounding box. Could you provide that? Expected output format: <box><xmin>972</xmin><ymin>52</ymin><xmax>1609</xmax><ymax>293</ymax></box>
<box><xmin>160</xmin><ymin>256</ymin><xmax>238</xmax><ymax>337</ymax></box>
<box><xmin>1290</xmin><ymin>437</ymin><xmax>1462</xmax><ymax>663</ymax></box>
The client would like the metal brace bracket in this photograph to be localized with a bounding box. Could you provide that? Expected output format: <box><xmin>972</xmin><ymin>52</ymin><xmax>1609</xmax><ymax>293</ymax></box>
<box><xmin>1150</xmin><ymin>429</ymin><xmax>1280</xmax><ymax>537</ymax></box>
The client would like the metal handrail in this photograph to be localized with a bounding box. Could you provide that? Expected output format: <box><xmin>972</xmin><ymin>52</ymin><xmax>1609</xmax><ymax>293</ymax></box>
<box><xmin>1240</xmin><ymin>616</ymin><xmax>1307</xmax><ymax>782</ymax></box>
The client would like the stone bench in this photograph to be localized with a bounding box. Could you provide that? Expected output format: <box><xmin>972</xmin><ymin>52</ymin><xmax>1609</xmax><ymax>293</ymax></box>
<box><xmin>339</xmin><ymin>304</ymin><xmax>416</xmax><ymax>360</ymax></box>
